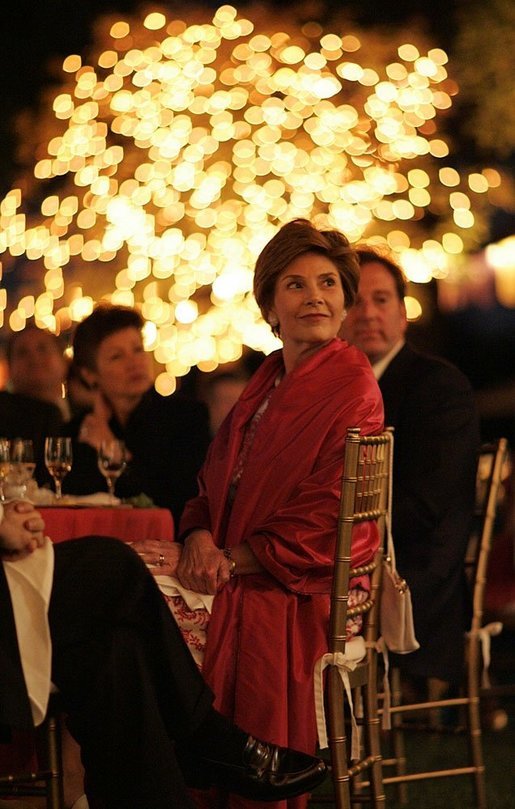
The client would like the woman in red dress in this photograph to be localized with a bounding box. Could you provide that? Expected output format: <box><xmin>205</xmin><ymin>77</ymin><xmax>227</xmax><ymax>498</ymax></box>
<box><xmin>166</xmin><ymin>219</ymin><xmax>384</xmax><ymax>809</ymax></box>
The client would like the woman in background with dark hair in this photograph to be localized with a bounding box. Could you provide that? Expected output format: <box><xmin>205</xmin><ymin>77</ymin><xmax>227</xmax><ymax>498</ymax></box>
<box><xmin>63</xmin><ymin>304</ymin><xmax>210</xmax><ymax>527</ymax></box>
<box><xmin>165</xmin><ymin>219</ymin><xmax>384</xmax><ymax>809</ymax></box>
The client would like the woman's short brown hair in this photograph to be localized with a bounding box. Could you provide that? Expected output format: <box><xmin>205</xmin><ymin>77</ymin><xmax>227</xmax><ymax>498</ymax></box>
<box><xmin>72</xmin><ymin>304</ymin><xmax>144</xmax><ymax>371</ymax></box>
<box><xmin>253</xmin><ymin>219</ymin><xmax>359</xmax><ymax>334</ymax></box>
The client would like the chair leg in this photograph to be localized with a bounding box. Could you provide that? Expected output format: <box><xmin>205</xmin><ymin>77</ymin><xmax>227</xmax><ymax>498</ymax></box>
<box><xmin>362</xmin><ymin>660</ymin><xmax>386</xmax><ymax>807</ymax></box>
<box><xmin>327</xmin><ymin>667</ymin><xmax>352</xmax><ymax>809</ymax></box>
<box><xmin>468</xmin><ymin>696</ymin><xmax>487</xmax><ymax>809</ymax></box>
<box><xmin>467</xmin><ymin>639</ymin><xmax>487</xmax><ymax>809</ymax></box>
<box><xmin>42</xmin><ymin>712</ymin><xmax>65</xmax><ymax>809</ymax></box>
<box><xmin>390</xmin><ymin>667</ymin><xmax>408</xmax><ymax>805</ymax></box>
<box><xmin>326</xmin><ymin>672</ymin><xmax>385</xmax><ymax>809</ymax></box>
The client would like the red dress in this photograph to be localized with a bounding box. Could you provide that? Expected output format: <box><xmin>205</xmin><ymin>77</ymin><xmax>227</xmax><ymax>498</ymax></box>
<box><xmin>180</xmin><ymin>339</ymin><xmax>384</xmax><ymax>809</ymax></box>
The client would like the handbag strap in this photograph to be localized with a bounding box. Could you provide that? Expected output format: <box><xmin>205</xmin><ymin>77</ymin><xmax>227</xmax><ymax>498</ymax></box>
<box><xmin>385</xmin><ymin>430</ymin><xmax>398</xmax><ymax>572</ymax></box>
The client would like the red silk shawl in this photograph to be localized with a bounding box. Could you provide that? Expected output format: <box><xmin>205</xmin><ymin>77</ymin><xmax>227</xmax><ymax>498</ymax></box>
<box><xmin>180</xmin><ymin>339</ymin><xmax>384</xmax><ymax>764</ymax></box>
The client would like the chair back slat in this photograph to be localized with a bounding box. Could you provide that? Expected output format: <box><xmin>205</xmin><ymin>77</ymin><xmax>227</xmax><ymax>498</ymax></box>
<box><xmin>379</xmin><ymin>436</ymin><xmax>508</xmax><ymax>809</ymax></box>
<box><xmin>469</xmin><ymin>437</ymin><xmax>508</xmax><ymax>633</ymax></box>
<box><xmin>316</xmin><ymin>427</ymin><xmax>392</xmax><ymax>809</ymax></box>
<box><xmin>329</xmin><ymin>428</ymin><xmax>392</xmax><ymax>658</ymax></box>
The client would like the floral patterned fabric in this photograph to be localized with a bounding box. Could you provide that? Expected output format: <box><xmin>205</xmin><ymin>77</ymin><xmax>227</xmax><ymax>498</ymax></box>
<box><xmin>164</xmin><ymin>586</ymin><xmax>368</xmax><ymax>669</ymax></box>
<box><xmin>162</xmin><ymin>593</ymin><xmax>210</xmax><ymax>669</ymax></box>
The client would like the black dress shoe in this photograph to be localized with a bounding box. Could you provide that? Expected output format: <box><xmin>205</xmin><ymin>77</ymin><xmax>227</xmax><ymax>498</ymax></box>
<box><xmin>194</xmin><ymin>734</ymin><xmax>327</xmax><ymax>801</ymax></box>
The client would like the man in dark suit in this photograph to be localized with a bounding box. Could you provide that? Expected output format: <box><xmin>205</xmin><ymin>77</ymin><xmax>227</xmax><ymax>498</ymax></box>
<box><xmin>0</xmin><ymin>501</ymin><xmax>326</xmax><ymax>808</ymax></box>
<box><xmin>7</xmin><ymin>326</ymin><xmax>69</xmax><ymax>419</ymax></box>
<box><xmin>341</xmin><ymin>248</ymin><xmax>480</xmax><ymax>692</ymax></box>
<box><xmin>0</xmin><ymin>390</ymin><xmax>63</xmax><ymax>485</ymax></box>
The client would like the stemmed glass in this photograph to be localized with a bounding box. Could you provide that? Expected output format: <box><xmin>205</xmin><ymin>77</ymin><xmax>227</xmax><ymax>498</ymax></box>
<box><xmin>45</xmin><ymin>437</ymin><xmax>73</xmax><ymax>501</ymax></box>
<box><xmin>9</xmin><ymin>439</ymin><xmax>35</xmax><ymax>499</ymax></box>
<box><xmin>97</xmin><ymin>439</ymin><xmax>127</xmax><ymax>504</ymax></box>
<box><xmin>0</xmin><ymin>438</ymin><xmax>11</xmax><ymax>502</ymax></box>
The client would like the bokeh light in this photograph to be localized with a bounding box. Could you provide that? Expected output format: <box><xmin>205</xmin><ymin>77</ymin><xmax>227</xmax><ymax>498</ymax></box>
<box><xmin>0</xmin><ymin>4</ymin><xmax>503</xmax><ymax>388</ymax></box>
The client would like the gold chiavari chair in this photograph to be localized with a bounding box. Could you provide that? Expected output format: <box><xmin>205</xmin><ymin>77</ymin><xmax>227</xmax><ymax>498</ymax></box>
<box><xmin>381</xmin><ymin>437</ymin><xmax>508</xmax><ymax>809</ymax></box>
<box><xmin>0</xmin><ymin>693</ymin><xmax>65</xmax><ymax>808</ymax></box>
<box><xmin>310</xmin><ymin>427</ymin><xmax>392</xmax><ymax>809</ymax></box>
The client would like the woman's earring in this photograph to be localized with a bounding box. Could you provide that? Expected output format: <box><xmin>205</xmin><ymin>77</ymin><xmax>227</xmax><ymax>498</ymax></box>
<box><xmin>340</xmin><ymin>310</ymin><xmax>347</xmax><ymax>323</ymax></box>
<box><xmin>269</xmin><ymin>314</ymin><xmax>279</xmax><ymax>327</ymax></box>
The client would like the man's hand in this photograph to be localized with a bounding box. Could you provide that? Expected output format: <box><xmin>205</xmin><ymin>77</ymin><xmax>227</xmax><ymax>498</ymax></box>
<box><xmin>0</xmin><ymin>501</ymin><xmax>46</xmax><ymax>560</ymax></box>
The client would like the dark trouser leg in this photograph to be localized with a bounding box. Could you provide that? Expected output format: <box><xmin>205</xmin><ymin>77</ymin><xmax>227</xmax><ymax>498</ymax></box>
<box><xmin>48</xmin><ymin>537</ymin><xmax>214</xmax><ymax>809</ymax></box>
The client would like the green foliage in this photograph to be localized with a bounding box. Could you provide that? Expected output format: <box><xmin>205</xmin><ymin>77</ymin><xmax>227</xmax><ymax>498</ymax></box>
<box><xmin>122</xmin><ymin>492</ymin><xmax>155</xmax><ymax>509</ymax></box>
<box><xmin>453</xmin><ymin>0</ymin><xmax>515</xmax><ymax>157</ymax></box>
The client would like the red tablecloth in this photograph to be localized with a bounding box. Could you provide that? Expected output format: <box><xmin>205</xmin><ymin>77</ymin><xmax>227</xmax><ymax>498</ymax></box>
<box><xmin>40</xmin><ymin>506</ymin><xmax>174</xmax><ymax>544</ymax></box>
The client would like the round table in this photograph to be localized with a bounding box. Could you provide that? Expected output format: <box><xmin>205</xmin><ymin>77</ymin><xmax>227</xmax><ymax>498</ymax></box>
<box><xmin>40</xmin><ymin>506</ymin><xmax>175</xmax><ymax>544</ymax></box>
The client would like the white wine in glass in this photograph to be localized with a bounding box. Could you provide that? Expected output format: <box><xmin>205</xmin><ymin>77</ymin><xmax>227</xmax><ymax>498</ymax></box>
<box><xmin>45</xmin><ymin>437</ymin><xmax>73</xmax><ymax>501</ymax></box>
<box><xmin>9</xmin><ymin>439</ymin><xmax>35</xmax><ymax>499</ymax></box>
<box><xmin>97</xmin><ymin>439</ymin><xmax>127</xmax><ymax>504</ymax></box>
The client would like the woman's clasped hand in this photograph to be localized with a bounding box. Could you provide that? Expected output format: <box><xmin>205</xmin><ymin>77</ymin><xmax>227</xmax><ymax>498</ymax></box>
<box><xmin>134</xmin><ymin>539</ymin><xmax>182</xmax><ymax>577</ymax></box>
<box><xmin>135</xmin><ymin>533</ymin><xmax>238</xmax><ymax>594</ymax></box>
<box><xmin>177</xmin><ymin>529</ymin><xmax>248</xmax><ymax>594</ymax></box>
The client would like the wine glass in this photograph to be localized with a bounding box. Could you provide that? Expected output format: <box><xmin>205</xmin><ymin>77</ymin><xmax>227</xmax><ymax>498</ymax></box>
<box><xmin>9</xmin><ymin>439</ymin><xmax>35</xmax><ymax>499</ymax></box>
<box><xmin>45</xmin><ymin>437</ymin><xmax>73</xmax><ymax>501</ymax></box>
<box><xmin>97</xmin><ymin>439</ymin><xmax>127</xmax><ymax>504</ymax></box>
<box><xmin>0</xmin><ymin>438</ymin><xmax>11</xmax><ymax>502</ymax></box>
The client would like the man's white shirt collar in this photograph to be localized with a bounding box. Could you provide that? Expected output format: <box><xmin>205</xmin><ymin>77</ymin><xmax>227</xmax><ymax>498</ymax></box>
<box><xmin>371</xmin><ymin>339</ymin><xmax>405</xmax><ymax>380</ymax></box>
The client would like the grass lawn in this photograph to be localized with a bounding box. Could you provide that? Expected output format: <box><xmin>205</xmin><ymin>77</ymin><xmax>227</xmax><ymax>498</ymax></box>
<box><xmin>311</xmin><ymin>720</ymin><xmax>515</xmax><ymax>807</ymax></box>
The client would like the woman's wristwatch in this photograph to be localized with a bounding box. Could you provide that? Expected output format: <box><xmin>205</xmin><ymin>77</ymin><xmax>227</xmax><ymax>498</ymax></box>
<box><xmin>223</xmin><ymin>547</ymin><xmax>237</xmax><ymax>577</ymax></box>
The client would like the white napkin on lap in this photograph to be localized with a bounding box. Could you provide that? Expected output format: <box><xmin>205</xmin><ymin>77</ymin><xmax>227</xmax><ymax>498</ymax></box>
<box><xmin>155</xmin><ymin>575</ymin><xmax>214</xmax><ymax>613</ymax></box>
<box><xmin>3</xmin><ymin>537</ymin><xmax>54</xmax><ymax>726</ymax></box>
